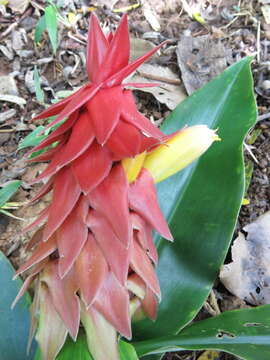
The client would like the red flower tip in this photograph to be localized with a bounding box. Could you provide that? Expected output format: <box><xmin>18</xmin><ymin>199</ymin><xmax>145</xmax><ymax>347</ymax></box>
<box><xmin>86</xmin><ymin>13</ymin><xmax>108</xmax><ymax>83</ymax></box>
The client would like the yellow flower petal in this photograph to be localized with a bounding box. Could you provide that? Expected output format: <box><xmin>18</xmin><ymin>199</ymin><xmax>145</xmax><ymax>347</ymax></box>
<box><xmin>144</xmin><ymin>125</ymin><xmax>220</xmax><ymax>183</ymax></box>
<box><xmin>122</xmin><ymin>152</ymin><xmax>146</xmax><ymax>183</ymax></box>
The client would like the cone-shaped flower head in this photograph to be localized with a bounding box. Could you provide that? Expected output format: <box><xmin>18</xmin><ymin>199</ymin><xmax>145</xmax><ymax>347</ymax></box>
<box><xmin>13</xmin><ymin>14</ymin><xmax>219</xmax><ymax>360</ymax></box>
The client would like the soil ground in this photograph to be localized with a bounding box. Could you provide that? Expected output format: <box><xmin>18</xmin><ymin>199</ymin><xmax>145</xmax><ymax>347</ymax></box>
<box><xmin>0</xmin><ymin>1</ymin><xmax>269</xmax><ymax>359</ymax></box>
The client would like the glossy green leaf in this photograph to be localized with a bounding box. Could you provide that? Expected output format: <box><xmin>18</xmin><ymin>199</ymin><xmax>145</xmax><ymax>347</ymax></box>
<box><xmin>133</xmin><ymin>57</ymin><xmax>257</xmax><ymax>338</ymax></box>
<box><xmin>0</xmin><ymin>180</ymin><xmax>21</xmax><ymax>207</ymax></box>
<box><xmin>134</xmin><ymin>305</ymin><xmax>270</xmax><ymax>360</ymax></box>
<box><xmin>35</xmin><ymin>15</ymin><xmax>46</xmax><ymax>43</ymax></box>
<box><xmin>0</xmin><ymin>251</ymin><xmax>36</xmax><ymax>359</ymax></box>
<box><xmin>56</xmin><ymin>333</ymin><xmax>93</xmax><ymax>360</ymax></box>
<box><xmin>120</xmin><ymin>341</ymin><xmax>139</xmax><ymax>360</ymax></box>
<box><xmin>45</xmin><ymin>5</ymin><xmax>58</xmax><ymax>54</ymax></box>
<box><xmin>39</xmin><ymin>332</ymin><xmax>138</xmax><ymax>360</ymax></box>
<box><xmin>35</xmin><ymin>332</ymin><xmax>92</xmax><ymax>360</ymax></box>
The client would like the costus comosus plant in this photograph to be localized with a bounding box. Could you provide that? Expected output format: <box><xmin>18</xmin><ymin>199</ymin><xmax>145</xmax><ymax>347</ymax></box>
<box><xmin>12</xmin><ymin>14</ymin><xmax>218</xmax><ymax>360</ymax></box>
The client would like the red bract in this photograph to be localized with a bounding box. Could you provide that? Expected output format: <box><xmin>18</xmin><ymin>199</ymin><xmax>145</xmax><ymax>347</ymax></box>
<box><xmin>14</xmin><ymin>14</ymin><xmax>172</xmax><ymax>360</ymax></box>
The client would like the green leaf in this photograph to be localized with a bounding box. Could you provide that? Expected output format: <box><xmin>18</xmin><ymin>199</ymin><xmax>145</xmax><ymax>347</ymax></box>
<box><xmin>34</xmin><ymin>66</ymin><xmax>45</xmax><ymax>103</ymax></box>
<box><xmin>40</xmin><ymin>332</ymin><xmax>138</xmax><ymax>360</ymax></box>
<box><xmin>0</xmin><ymin>209</ymin><xmax>24</xmax><ymax>220</ymax></box>
<box><xmin>35</xmin><ymin>15</ymin><xmax>46</xmax><ymax>43</ymax></box>
<box><xmin>18</xmin><ymin>126</ymin><xmax>46</xmax><ymax>150</ymax></box>
<box><xmin>34</xmin><ymin>332</ymin><xmax>93</xmax><ymax>360</ymax></box>
<box><xmin>0</xmin><ymin>251</ymin><xmax>36</xmax><ymax>359</ymax></box>
<box><xmin>0</xmin><ymin>181</ymin><xmax>21</xmax><ymax>208</ymax></box>
<box><xmin>134</xmin><ymin>305</ymin><xmax>270</xmax><ymax>360</ymax></box>
<box><xmin>45</xmin><ymin>5</ymin><xmax>58</xmax><ymax>54</ymax></box>
<box><xmin>56</xmin><ymin>333</ymin><xmax>93</xmax><ymax>360</ymax></box>
<box><xmin>133</xmin><ymin>57</ymin><xmax>257</xmax><ymax>338</ymax></box>
<box><xmin>120</xmin><ymin>341</ymin><xmax>139</xmax><ymax>360</ymax></box>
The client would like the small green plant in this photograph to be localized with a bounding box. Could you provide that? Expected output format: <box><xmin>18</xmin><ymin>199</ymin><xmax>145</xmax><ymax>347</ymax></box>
<box><xmin>0</xmin><ymin>181</ymin><xmax>23</xmax><ymax>220</ymax></box>
<box><xmin>35</xmin><ymin>0</ymin><xmax>59</xmax><ymax>54</ymax></box>
<box><xmin>34</xmin><ymin>0</ymin><xmax>75</xmax><ymax>54</ymax></box>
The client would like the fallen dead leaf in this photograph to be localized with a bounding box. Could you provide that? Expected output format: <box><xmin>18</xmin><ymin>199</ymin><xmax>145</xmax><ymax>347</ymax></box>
<box><xmin>7</xmin><ymin>0</ymin><xmax>29</xmax><ymax>13</ymax></box>
<box><xmin>0</xmin><ymin>94</ymin><xmax>26</xmax><ymax>106</ymax></box>
<box><xmin>220</xmin><ymin>212</ymin><xmax>270</xmax><ymax>305</ymax></box>
<box><xmin>0</xmin><ymin>75</ymin><xmax>18</xmax><ymax>95</ymax></box>
<box><xmin>141</xmin><ymin>0</ymin><xmax>161</xmax><ymax>31</ymax></box>
<box><xmin>0</xmin><ymin>109</ymin><xmax>16</xmax><ymax>123</ymax></box>
<box><xmin>262</xmin><ymin>5</ymin><xmax>270</xmax><ymax>24</ymax></box>
<box><xmin>96</xmin><ymin>0</ymin><xmax>120</xmax><ymax>9</ymax></box>
<box><xmin>176</xmin><ymin>34</ymin><xmax>231</xmax><ymax>94</ymax></box>
<box><xmin>128</xmin><ymin>63</ymin><xmax>186</xmax><ymax>110</ymax></box>
<box><xmin>130</xmin><ymin>37</ymin><xmax>156</xmax><ymax>62</ymax></box>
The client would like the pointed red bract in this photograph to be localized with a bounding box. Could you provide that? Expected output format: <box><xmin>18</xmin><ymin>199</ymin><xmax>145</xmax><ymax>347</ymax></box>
<box><xmin>76</xmin><ymin>234</ymin><xmax>108</xmax><ymax>306</ymax></box>
<box><xmin>26</xmin><ymin>227</ymin><xmax>44</xmax><ymax>251</ymax></box>
<box><xmin>141</xmin><ymin>287</ymin><xmax>158</xmax><ymax>320</ymax></box>
<box><xmin>71</xmin><ymin>141</ymin><xmax>112</xmax><ymax>194</ymax></box>
<box><xmin>29</xmin><ymin>178</ymin><xmax>54</xmax><ymax>203</ymax></box>
<box><xmin>129</xmin><ymin>169</ymin><xmax>173</xmax><ymax>241</ymax></box>
<box><xmin>12</xmin><ymin>261</ymin><xmax>46</xmax><ymax>308</ymax></box>
<box><xmin>130</xmin><ymin>239</ymin><xmax>160</xmax><ymax>298</ymax></box>
<box><xmin>97</xmin><ymin>14</ymin><xmax>129</xmax><ymax>82</ymax></box>
<box><xmin>42</xmin><ymin>168</ymin><xmax>81</xmax><ymax>242</ymax></box>
<box><xmin>88</xmin><ymin>164</ymin><xmax>131</xmax><ymax>247</ymax></box>
<box><xmin>104</xmin><ymin>41</ymin><xmax>166</xmax><ymax>87</ymax></box>
<box><xmin>22</xmin><ymin>206</ymin><xmax>50</xmax><ymax>234</ymax></box>
<box><xmin>122</xmin><ymin>90</ymin><xmax>164</xmax><ymax>140</ymax></box>
<box><xmin>29</xmin><ymin>111</ymin><xmax>78</xmax><ymax>155</ymax></box>
<box><xmin>30</xmin><ymin>111</ymin><xmax>95</xmax><ymax>184</ymax></box>
<box><xmin>32</xmin><ymin>88</ymin><xmax>83</xmax><ymax>121</ymax></box>
<box><xmin>28</xmin><ymin>141</ymin><xmax>66</xmax><ymax>163</ymax></box>
<box><xmin>87</xmin><ymin>13</ymin><xmax>108</xmax><ymax>82</ymax></box>
<box><xmin>139</xmin><ymin>135</ymin><xmax>161</xmax><ymax>154</ymax></box>
<box><xmin>94</xmin><ymin>272</ymin><xmax>131</xmax><ymax>339</ymax></box>
<box><xmin>42</xmin><ymin>261</ymin><xmax>80</xmax><ymax>340</ymax></box>
<box><xmin>43</xmin><ymin>84</ymin><xmax>102</xmax><ymax>132</ymax></box>
<box><xmin>106</xmin><ymin>119</ymin><xmax>142</xmax><ymax>160</ymax></box>
<box><xmin>15</xmin><ymin>235</ymin><xmax>56</xmax><ymax>277</ymax></box>
<box><xmin>87</xmin><ymin>210</ymin><xmax>130</xmax><ymax>286</ymax></box>
<box><xmin>57</xmin><ymin>197</ymin><xmax>89</xmax><ymax>278</ymax></box>
<box><xmin>131</xmin><ymin>213</ymin><xmax>158</xmax><ymax>264</ymax></box>
<box><xmin>86</xmin><ymin>87</ymin><xmax>122</xmax><ymax>145</ymax></box>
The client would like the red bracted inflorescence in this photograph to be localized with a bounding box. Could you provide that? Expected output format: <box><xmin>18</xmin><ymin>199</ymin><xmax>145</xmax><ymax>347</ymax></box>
<box><xmin>13</xmin><ymin>14</ymin><xmax>173</xmax><ymax>360</ymax></box>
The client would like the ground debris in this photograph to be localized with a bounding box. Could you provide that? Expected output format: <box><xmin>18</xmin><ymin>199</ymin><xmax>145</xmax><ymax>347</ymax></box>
<box><xmin>220</xmin><ymin>212</ymin><xmax>270</xmax><ymax>305</ymax></box>
<box><xmin>176</xmin><ymin>34</ymin><xmax>232</xmax><ymax>95</ymax></box>
<box><xmin>129</xmin><ymin>63</ymin><xmax>186</xmax><ymax>110</ymax></box>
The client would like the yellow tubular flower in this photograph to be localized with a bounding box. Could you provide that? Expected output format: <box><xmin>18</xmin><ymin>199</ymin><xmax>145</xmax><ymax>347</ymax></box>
<box><xmin>143</xmin><ymin>125</ymin><xmax>220</xmax><ymax>183</ymax></box>
<box><xmin>121</xmin><ymin>151</ymin><xmax>146</xmax><ymax>183</ymax></box>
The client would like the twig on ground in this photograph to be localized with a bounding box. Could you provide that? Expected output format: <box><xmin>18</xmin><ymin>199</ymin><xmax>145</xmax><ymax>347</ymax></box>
<box><xmin>258</xmin><ymin>112</ymin><xmax>270</xmax><ymax>121</ymax></box>
<box><xmin>0</xmin><ymin>22</ymin><xmax>18</xmax><ymax>39</ymax></box>
<box><xmin>137</xmin><ymin>70</ymin><xmax>182</xmax><ymax>85</ymax></box>
<box><xmin>244</xmin><ymin>143</ymin><xmax>259</xmax><ymax>164</ymax></box>
<box><xmin>257</xmin><ymin>21</ymin><xmax>261</xmax><ymax>63</ymax></box>
<box><xmin>0</xmin><ymin>129</ymin><xmax>15</xmax><ymax>133</ymax></box>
